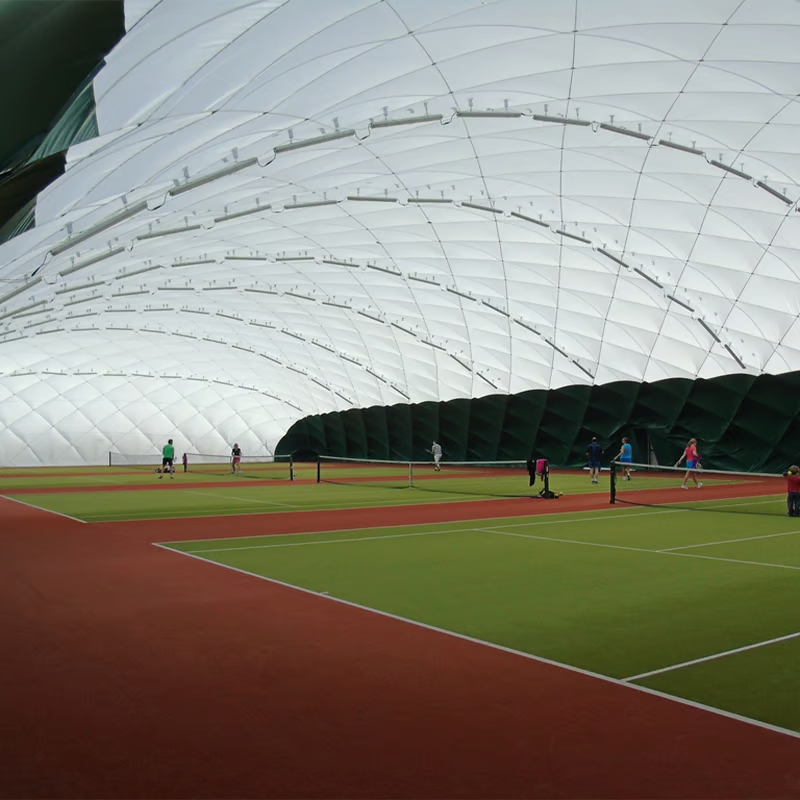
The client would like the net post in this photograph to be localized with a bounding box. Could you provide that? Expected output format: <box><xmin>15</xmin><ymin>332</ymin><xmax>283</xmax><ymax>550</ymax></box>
<box><xmin>316</xmin><ymin>455</ymin><xmax>321</xmax><ymax>484</ymax></box>
<box><xmin>108</xmin><ymin>452</ymin><xmax>112</xmax><ymax>467</ymax></box>
<box><xmin>609</xmin><ymin>461</ymin><xmax>617</xmax><ymax>504</ymax></box>
<box><xmin>289</xmin><ymin>455</ymin><xmax>294</xmax><ymax>481</ymax></box>
<box><xmin>543</xmin><ymin>460</ymin><xmax>550</xmax><ymax>495</ymax></box>
<box><xmin>409</xmin><ymin>461</ymin><xmax>414</xmax><ymax>488</ymax></box>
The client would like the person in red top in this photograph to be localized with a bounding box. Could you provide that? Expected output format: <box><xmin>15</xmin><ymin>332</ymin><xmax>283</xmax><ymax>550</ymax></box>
<box><xmin>675</xmin><ymin>437</ymin><xmax>703</xmax><ymax>489</ymax></box>
<box><xmin>786</xmin><ymin>465</ymin><xmax>800</xmax><ymax>517</ymax></box>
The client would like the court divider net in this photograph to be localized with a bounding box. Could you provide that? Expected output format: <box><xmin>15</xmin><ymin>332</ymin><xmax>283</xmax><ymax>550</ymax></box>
<box><xmin>108</xmin><ymin>451</ymin><xmax>293</xmax><ymax>479</ymax></box>
<box><xmin>316</xmin><ymin>455</ymin><xmax>557</xmax><ymax>499</ymax></box>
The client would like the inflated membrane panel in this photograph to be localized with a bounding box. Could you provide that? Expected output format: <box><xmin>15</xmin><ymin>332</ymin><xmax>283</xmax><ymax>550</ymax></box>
<box><xmin>1</xmin><ymin>0</ymin><xmax>800</xmax><ymax>464</ymax></box>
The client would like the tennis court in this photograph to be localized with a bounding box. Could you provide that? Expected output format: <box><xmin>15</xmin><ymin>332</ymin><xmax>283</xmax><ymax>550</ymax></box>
<box><xmin>161</xmin><ymin>506</ymin><xmax>800</xmax><ymax>735</ymax></box>
<box><xmin>3</xmin><ymin>458</ymin><xmax>799</xmax><ymax>739</ymax></box>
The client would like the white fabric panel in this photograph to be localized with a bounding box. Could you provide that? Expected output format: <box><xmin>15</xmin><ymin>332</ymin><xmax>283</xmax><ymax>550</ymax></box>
<box><xmin>124</xmin><ymin>0</ymin><xmax>162</xmax><ymax>31</ymax></box>
<box><xmin>2</xmin><ymin>0</ymin><xmax>800</xmax><ymax>465</ymax></box>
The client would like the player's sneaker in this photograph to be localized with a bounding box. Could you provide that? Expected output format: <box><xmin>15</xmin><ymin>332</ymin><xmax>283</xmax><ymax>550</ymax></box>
<box><xmin>680</xmin><ymin>484</ymin><xmax>688</xmax><ymax>489</ymax></box>
<box><xmin>697</xmin><ymin>482</ymin><xmax>703</xmax><ymax>488</ymax></box>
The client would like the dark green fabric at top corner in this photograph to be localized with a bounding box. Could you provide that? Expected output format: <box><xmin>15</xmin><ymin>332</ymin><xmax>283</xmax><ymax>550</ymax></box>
<box><xmin>0</xmin><ymin>0</ymin><xmax>124</xmax><ymax>241</ymax></box>
<box><xmin>276</xmin><ymin>371</ymin><xmax>800</xmax><ymax>473</ymax></box>
<box><xmin>0</xmin><ymin>0</ymin><xmax>125</xmax><ymax>171</ymax></box>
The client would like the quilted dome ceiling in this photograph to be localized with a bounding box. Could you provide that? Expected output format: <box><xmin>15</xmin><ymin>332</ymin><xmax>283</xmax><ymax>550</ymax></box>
<box><xmin>2</xmin><ymin>0</ymin><xmax>800</xmax><ymax>464</ymax></box>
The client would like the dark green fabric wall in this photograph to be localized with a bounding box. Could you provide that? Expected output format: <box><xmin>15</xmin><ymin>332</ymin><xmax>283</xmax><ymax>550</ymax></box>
<box><xmin>276</xmin><ymin>371</ymin><xmax>800</xmax><ymax>473</ymax></box>
<box><xmin>0</xmin><ymin>0</ymin><xmax>124</xmax><ymax>170</ymax></box>
<box><xmin>0</xmin><ymin>0</ymin><xmax>124</xmax><ymax>242</ymax></box>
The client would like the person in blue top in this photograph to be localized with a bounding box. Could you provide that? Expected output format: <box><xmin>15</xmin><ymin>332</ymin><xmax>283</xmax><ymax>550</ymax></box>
<box><xmin>586</xmin><ymin>437</ymin><xmax>603</xmax><ymax>484</ymax></box>
<box><xmin>614</xmin><ymin>437</ymin><xmax>633</xmax><ymax>481</ymax></box>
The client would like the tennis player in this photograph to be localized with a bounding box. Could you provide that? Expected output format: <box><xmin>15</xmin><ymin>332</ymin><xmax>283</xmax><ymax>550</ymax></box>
<box><xmin>586</xmin><ymin>437</ymin><xmax>603</xmax><ymax>484</ymax></box>
<box><xmin>675</xmin><ymin>438</ymin><xmax>703</xmax><ymax>489</ymax></box>
<box><xmin>160</xmin><ymin>438</ymin><xmax>175</xmax><ymax>480</ymax></box>
<box><xmin>431</xmin><ymin>441</ymin><xmax>442</xmax><ymax>472</ymax></box>
<box><xmin>785</xmin><ymin>465</ymin><xmax>800</xmax><ymax>517</ymax></box>
<box><xmin>614</xmin><ymin>437</ymin><xmax>633</xmax><ymax>481</ymax></box>
<box><xmin>231</xmin><ymin>443</ymin><xmax>242</xmax><ymax>474</ymax></box>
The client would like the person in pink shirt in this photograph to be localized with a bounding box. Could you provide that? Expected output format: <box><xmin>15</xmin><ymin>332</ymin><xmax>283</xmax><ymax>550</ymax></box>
<box><xmin>675</xmin><ymin>438</ymin><xmax>703</xmax><ymax>489</ymax></box>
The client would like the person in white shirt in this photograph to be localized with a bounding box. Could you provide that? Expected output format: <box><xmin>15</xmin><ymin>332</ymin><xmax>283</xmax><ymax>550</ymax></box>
<box><xmin>431</xmin><ymin>441</ymin><xmax>443</xmax><ymax>472</ymax></box>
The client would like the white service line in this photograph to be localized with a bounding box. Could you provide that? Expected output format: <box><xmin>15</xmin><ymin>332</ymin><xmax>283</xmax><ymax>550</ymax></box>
<box><xmin>162</xmin><ymin>506</ymin><xmax>685</xmax><ymax>549</ymax></box>
<box><xmin>174</xmin><ymin>507</ymin><xmax>685</xmax><ymax>552</ymax></box>
<box><xmin>185</xmin><ymin>528</ymin><xmax>456</xmax><ymax>553</ymax></box>
<box><xmin>153</xmin><ymin>543</ymin><xmax>800</xmax><ymax>742</ymax></box>
<box><xmin>668</xmin><ymin>551</ymin><xmax>800</xmax><ymax>572</ymax></box>
<box><xmin>0</xmin><ymin>493</ymin><xmax>87</xmax><ymax>524</ymax></box>
<box><xmin>182</xmin><ymin>488</ymin><xmax>297</xmax><ymax>509</ymax></box>
<box><xmin>157</xmin><ymin>494</ymin><xmax>783</xmax><ymax>547</ymax></box>
<box><xmin>177</xmin><ymin>511</ymin><xmax>800</xmax><ymax>573</ymax></box>
<box><xmin>480</xmin><ymin>527</ymin><xmax>657</xmax><ymax>555</ymax></box>
<box><xmin>477</xmin><ymin>528</ymin><xmax>800</xmax><ymax>573</ymax></box>
<box><xmin>623</xmin><ymin>631</ymin><xmax>800</xmax><ymax>682</ymax></box>
<box><xmin>659</xmin><ymin>528</ymin><xmax>800</xmax><ymax>551</ymax></box>
<box><xmin>105</xmin><ymin>490</ymin><xmax>491</xmax><ymax>523</ymax></box>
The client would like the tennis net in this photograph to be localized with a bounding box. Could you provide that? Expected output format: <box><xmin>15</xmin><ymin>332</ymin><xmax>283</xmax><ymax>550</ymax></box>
<box><xmin>109</xmin><ymin>451</ymin><xmax>293</xmax><ymax>479</ymax></box>
<box><xmin>316</xmin><ymin>456</ymin><xmax>558</xmax><ymax>499</ymax></box>
<box><xmin>609</xmin><ymin>461</ymin><xmax>788</xmax><ymax>516</ymax></box>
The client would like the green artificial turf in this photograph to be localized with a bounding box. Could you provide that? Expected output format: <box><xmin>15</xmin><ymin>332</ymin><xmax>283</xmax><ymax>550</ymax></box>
<box><xmin>7</xmin><ymin>460</ymin><xmax>798</xmax><ymax>733</ymax></box>
<box><xmin>639</xmin><ymin>635</ymin><xmax>800</xmax><ymax>732</ymax></box>
<box><xmin>0</xmin><ymin>472</ymin><xmax>602</xmax><ymax>521</ymax></box>
<box><xmin>0</xmin><ymin>463</ymin><xmax>294</xmax><ymax>490</ymax></box>
<box><xmin>165</xmin><ymin>508</ymin><xmax>800</xmax><ymax>733</ymax></box>
<box><xmin>0</xmin><ymin>466</ymin><xmax>754</xmax><ymax>522</ymax></box>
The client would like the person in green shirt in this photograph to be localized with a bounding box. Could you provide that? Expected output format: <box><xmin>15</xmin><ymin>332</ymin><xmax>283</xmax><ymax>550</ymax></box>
<box><xmin>160</xmin><ymin>439</ymin><xmax>175</xmax><ymax>479</ymax></box>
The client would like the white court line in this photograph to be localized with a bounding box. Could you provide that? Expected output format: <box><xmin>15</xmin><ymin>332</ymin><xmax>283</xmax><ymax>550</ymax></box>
<box><xmin>84</xmin><ymin>475</ymin><xmax>298</xmax><ymax>507</ymax></box>
<box><xmin>172</xmin><ymin>507</ymin><xmax>685</xmax><ymax>552</ymax></box>
<box><xmin>477</xmin><ymin>528</ymin><xmax>800</xmax><ymax>573</ymax></box>
<box><xmin>178</xmin><ymin>512</ymin><xmax>800</xmax><ymax>573</ymax></box>
<box><xmin>660</xmin><ymin>529</ymin><xmax>800</xmax><ymax>551</ymax></box>
<box><xmin>0</xmin><ymin>493</ymin><xmax>87</xmax><ymax>524</ymax></box>
<box><xmin>669</xmin><ymin>551</ymin><xmax>800</xmax><ymax>572</ymax></box>
<box><xmin>623</xmin><ymin>631</ymin><xmax>800</xmax><ymax>682</ymax></box>
<box><xmin>480</xmin><ymin>527</ymin><xmax>658</xmax><ymax>555</ymax></box>
<box><xmin>159</xmin><ymin>506</ymin><xmax>686</xmax><ymax>553</ymax></box>
<box><xmin>153</xmin><ymin>543</ymin><xmax>800</xmax><ymax>742</ymax></box>
<box><xmin>185</xmin><ymin>528</ymin><xmax>457</xmax><ymax>553</ymax></box>
<box><xmin>103</xmin><ymin>490</ymin><xmax>491</xmax><ymax>523</ymax></box>
<box><xmin>182</xmin><ymin>488</ymin><xmax>296</xmax><ymax>509</ymax></box>
<box><xmin>156</xmin><ymin>494</ymin><xmax>783</xmax><ymax>547</ymax></box>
